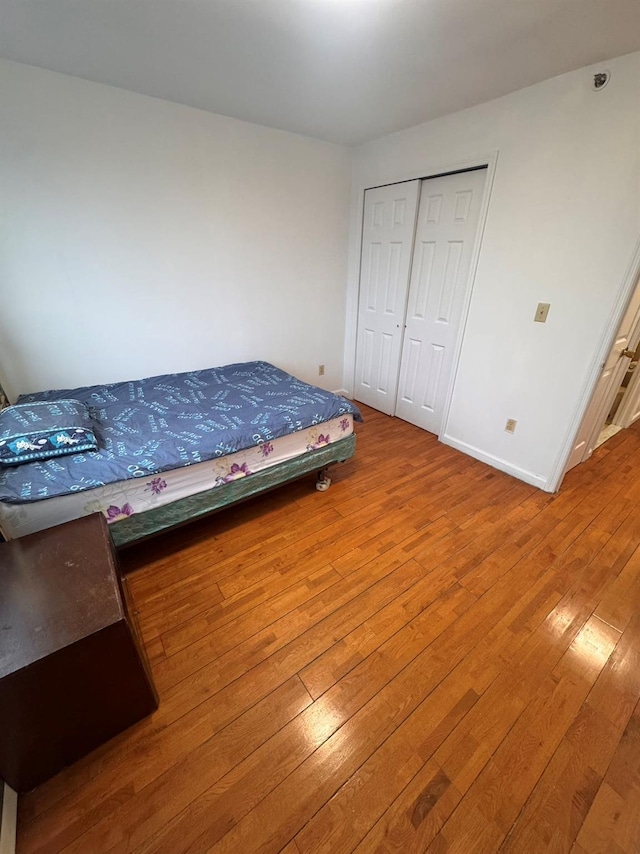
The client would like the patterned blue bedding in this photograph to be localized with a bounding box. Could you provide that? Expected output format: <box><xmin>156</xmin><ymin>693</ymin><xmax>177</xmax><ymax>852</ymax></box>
<box><xmin>0</xmin><ymin>362</ymin><xmax>362</xmax><ymax>504</ymax></box>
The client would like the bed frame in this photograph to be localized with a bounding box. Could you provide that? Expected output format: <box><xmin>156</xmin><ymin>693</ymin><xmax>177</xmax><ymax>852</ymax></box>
<box><xmin>110</xmin><ymin>433</ymin><xmax>356</xmax><ymax>548</ymax></box>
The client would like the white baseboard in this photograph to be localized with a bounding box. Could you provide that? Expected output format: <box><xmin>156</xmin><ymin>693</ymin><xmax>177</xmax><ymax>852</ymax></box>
<box><xmin>440</xmin><ymin>434</ymin><xmax>550</xmax><ymax>491</ymax></box>
<box><xmin>0</xmin><ymin>782</ymin><xmax>17</xmax><ymax>854</ymax></box>
<box><xmin>332</xmin><ymin>388</ymin><xmax>351</xmax><ymax>398</ymax></box>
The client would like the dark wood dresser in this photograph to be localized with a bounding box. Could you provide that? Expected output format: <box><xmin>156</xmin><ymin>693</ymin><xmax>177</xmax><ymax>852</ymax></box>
<box><xmin>0</xmin><ymin>514</ymin><xmax>158</xmax><ymax>792</ymax></box>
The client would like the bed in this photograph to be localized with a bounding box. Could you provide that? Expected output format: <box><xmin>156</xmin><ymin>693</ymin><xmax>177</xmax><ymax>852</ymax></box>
<box><xmin>0</xmin><ymin>361</ymin><xmax>362</xmax><ymax>547</ymax></box>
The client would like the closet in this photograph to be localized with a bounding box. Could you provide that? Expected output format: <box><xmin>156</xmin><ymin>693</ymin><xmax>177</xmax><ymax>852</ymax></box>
<box><xmin>354</xmin><ymin>168</ymin><xmax>487</xmax><ymax>435</ymax></box>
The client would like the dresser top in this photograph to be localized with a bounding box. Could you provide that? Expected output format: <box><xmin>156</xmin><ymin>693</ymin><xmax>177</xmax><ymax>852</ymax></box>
<box><xmin>0</xmin><ymin>514</ymin><xmax>123</xmax><ymax>677</ymax></box>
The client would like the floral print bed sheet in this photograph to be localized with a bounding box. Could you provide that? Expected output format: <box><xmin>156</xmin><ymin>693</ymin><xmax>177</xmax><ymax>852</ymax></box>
<box><xmin>0</xmin><ymin>416</ymin><xmax>353</xmax><ymax>539</ymax></box>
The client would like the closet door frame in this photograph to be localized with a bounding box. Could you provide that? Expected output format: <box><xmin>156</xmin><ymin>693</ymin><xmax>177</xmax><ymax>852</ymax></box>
<box><xmin>348</xmin><ymin>150</ymin><xmax>498</xmax><ymax>441</ymax></box>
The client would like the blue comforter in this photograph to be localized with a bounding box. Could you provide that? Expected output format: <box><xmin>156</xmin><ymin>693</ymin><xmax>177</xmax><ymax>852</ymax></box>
<box><xmin>0</xmin><ymin>362</ymin><xmax>362</xmax><ymax>503</ymax></box>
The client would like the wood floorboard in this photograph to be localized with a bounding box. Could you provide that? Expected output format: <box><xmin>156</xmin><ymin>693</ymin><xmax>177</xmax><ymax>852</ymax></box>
<box><xmin>17</xmin><ymin>403</ymin><xmax>640</xmax><ymax>854</ymax></box>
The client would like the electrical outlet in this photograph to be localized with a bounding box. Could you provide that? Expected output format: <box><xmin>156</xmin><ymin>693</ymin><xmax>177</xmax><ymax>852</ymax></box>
<box><xmin>505</xmin><ymin>418</ymin><xmax>517</xmax><ymax>433</ymax></box>
<box><xmin>534</xmin><ymin>303</ymin><xmax>550</xmax><ymax>323</ymax></box>
<box><xmin>318</xmin><ymin>364</ymin><xmax>325</xmax><ymax>376</ymax></box>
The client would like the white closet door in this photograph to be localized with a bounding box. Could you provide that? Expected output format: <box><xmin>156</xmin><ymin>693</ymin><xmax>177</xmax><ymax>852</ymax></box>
<box><xmin>395</xmin><ymin>169</ymin><xmax>486</xmax><ymax>434</ymax></box>
<box><xmin>354</xmin><ymin>181</ymin><xmax>420</xmax><ymax>415</ymax></box>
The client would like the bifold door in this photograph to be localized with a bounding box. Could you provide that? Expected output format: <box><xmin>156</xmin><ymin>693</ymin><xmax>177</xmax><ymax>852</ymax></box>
<box><xmin>354</xmin><ymin>168</ymin><xmax>487</xmax><ymax>433</ymax></box>
<box><xmin>395</xmin><ymin>169</ymin><xmax>486</xmax><ymax>434</ymax></box>
<box><xmin>353</xmin><ymin>181</ymin><xmax>420</xmax><ymax>415</ymax></box>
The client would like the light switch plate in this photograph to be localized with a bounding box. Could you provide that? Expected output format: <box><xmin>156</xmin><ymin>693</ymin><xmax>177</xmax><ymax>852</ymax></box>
<box><xmin>534</xmin><ymin>303</ymin><xmax>550</xmax><ymax>323</ymax></box>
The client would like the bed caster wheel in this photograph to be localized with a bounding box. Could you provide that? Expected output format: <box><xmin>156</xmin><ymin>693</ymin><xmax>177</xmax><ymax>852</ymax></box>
<box><xmin>316</xmin><ymin>474</ymin><xmax>331</xmax><ymax>492</ymax></box>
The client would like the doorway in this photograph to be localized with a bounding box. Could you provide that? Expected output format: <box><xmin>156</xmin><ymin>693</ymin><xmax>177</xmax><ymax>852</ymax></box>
<box><xmin>565</xmin><ymin>267</ymin><xmax>640</xmax><ymax>473</ymax></box>
<box><xmin>353</xmin><ymin>167</ymin><xmax>487</xmax><ymax>436</ymax></box>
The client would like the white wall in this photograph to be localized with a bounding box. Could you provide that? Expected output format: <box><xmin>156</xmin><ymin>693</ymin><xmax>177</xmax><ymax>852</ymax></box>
<box><xmin>346</xmin><ymin>51</ymin><xmax>640</xmax><ymax>490</ymax></box>
<box><xmin>3</xmin><ymin>55</ymin><xmax>639</xmax><ymax>491</ymax></box>
<box><xmin>0</xmin><ymin>59</ymin><xmax>351</xmax><ymax>399</ymax></box>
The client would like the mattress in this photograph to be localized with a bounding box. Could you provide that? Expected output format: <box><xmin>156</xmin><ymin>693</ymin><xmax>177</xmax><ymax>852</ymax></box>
<box><xmin>0</xmin><ymin>361</ymin><xmax>362</xmax><ymax>504</ymax></box>
<box><xmin>0</xmin><ymin>415</ymin><xmax>353</xmax><ymax>540</ymax></box>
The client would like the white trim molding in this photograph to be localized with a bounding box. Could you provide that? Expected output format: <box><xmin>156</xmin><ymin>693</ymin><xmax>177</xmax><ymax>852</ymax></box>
<box><xmin>441</xmin><ymin>433</ymin><xmax>549</xmax><ymax>491</ymax></box>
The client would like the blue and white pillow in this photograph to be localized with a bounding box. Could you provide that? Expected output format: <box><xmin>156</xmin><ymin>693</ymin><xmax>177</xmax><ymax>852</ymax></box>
<box><xmin>0</xmin><ymin>399</ymin><xmax>98</xmax><ymax>466</ymax></box>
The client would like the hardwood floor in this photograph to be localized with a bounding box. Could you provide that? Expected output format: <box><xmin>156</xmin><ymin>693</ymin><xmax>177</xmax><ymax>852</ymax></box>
<box><xmin>17</xmin><ymin>404</ymin><xmax>640</xmax><ymax>853</ymax></box>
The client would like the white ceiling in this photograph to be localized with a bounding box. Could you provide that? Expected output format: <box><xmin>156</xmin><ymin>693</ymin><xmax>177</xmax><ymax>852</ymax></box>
<box><xmin>1</xmin><ymin>0</ymin><xmax>639</xmax><ymax>145</ymax></box>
